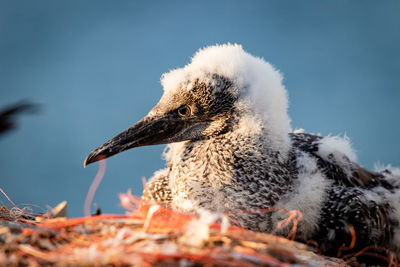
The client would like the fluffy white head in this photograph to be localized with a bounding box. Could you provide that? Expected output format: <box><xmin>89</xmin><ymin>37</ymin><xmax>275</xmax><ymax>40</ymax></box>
<box><xmin>161</xmin><ymin>44</ymin><xmax>291</xmax><ymax>153</ymax></box>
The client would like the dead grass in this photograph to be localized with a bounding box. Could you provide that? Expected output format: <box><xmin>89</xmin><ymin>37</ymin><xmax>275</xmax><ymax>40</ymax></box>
<box><xmin>0</xmin><ymin>191</ymin><xmax>347</xmax><ymax>267</ymax></box>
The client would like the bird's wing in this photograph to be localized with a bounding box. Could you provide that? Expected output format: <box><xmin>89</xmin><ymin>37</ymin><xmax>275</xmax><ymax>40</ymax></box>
<box><xmin>289</xmin><ymin>133</ymin><xmax>384</xmax><ymax>188</ymax></box>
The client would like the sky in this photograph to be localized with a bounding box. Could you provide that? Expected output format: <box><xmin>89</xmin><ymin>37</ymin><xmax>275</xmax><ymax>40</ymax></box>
<box><xmin>1</xmin><ymin>1</ymin><xmax>399</xmax><ymax>217</ymax></box>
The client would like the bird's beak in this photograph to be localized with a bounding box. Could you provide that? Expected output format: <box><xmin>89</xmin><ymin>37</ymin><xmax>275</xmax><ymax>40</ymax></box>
<box><xmin>84</xmin><ymin>114</ymin><xmax>185</xmax><ymax>167</ymax></box>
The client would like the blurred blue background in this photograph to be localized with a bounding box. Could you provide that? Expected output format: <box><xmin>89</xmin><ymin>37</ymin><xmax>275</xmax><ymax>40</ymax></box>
<box><xmin>1</xmin><ymin>1</ymin><xmax>399</xmax><ymax>217</ymax></box>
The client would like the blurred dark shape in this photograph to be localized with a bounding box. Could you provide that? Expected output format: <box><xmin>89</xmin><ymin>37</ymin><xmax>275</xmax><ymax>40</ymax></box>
<box><xmin>92</xmin><ymin>203</ymin><xmax>102</xmax><ymax>216</ymax></box>
<box><xmin>0</xmin><ymin>101</ymin><xmax>40</xmax><ymax>135</ymax></box>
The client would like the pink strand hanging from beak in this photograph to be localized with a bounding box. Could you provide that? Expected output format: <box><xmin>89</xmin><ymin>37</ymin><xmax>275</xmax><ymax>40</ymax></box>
<box><xmin>84</xmin><ymin>159</ymin><xmax>106</xmax><ymax>217</ymax></box>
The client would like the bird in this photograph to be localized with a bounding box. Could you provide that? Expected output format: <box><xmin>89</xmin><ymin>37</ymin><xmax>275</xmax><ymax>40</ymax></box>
<box><xmin>0</xmin><ymin>101</ymin><xmax>39</xmax><ymax>135</ymax></box>
<box><xmin>84</xmin><ymin>44</ymin><xmax>400</xmax><ymax>258</ymax></box>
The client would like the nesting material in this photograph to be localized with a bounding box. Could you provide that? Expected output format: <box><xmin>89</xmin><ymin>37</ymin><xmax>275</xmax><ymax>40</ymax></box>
<box><xmin>0</xmin><ymin>198</ymin><xmax>349</xmax><ymax>266</ymax></box>
<box><xmin>1</xmin><ymin>190</ymin><xmax>398</xmax><ymax>266</ymax></box>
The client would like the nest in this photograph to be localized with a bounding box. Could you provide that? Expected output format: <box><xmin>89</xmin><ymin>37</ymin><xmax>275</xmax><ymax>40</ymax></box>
<box><xmin>0</xmin><ymin>189</ymin><xmax>353</xmax><ymax>267</ymax></box>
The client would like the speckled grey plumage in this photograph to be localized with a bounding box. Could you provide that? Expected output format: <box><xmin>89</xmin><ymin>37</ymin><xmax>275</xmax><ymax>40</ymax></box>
<box><xmin>144</xmin><ymin>123</ymin><xmax>400</xmax><ymax>255</ymax></box>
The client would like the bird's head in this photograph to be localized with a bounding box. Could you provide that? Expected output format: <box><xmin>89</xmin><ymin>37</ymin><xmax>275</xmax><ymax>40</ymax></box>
<box><xmin>84</xmin><ymin>44</ymin><xmax>291</xmax><ymax>167</ymax></box>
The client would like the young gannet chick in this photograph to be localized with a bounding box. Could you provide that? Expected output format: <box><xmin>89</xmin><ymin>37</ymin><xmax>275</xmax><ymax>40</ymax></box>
<box><xmin>85</xmin><ymin>44</ymin><xmax>400</xmax><ymax>257</ymax></box>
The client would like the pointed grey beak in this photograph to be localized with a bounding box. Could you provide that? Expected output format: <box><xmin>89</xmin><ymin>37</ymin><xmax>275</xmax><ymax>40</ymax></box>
<box><xmin>84</xmin><ymin>114</ymin><xmax>185</xmax><ymax>167</ymax></box>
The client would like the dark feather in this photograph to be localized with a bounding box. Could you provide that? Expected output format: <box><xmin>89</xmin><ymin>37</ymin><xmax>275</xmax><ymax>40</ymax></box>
<box><xmin>290</xmin><ymin>133</ymin><xmax>396</xmax><ymax>261</ymax></box>
<box><xmin>289</xmin><ymin>133</ymin><xmax>386</xmax><ymax>188</ymax></box>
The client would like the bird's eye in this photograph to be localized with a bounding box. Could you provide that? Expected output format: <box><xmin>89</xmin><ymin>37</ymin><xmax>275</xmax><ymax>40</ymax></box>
<box><xmin>177</xmin><ymin>105</ymin><xmax>191</xmax><ymax>117</ymax></box>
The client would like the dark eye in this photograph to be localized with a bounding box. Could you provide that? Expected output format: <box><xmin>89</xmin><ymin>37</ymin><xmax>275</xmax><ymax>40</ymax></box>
<box><xmin>177</xmin><ymin>105</ymin><xmax>191</xmax><ymax>117</ymax></box>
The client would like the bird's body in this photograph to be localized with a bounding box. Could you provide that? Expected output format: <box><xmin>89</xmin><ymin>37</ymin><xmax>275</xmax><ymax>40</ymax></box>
<box><xmin>145</xmin><ymin>127</ymin><xmax>400</xmax><ymax>256</ymax></box>
<box><xmin>85</xmin><ymin>44</ymin><xmax>400</xmax><ymax>258</ymax></box>
<box><xmin>144</xmin><ymin>124</ymin><xmax>297</xmax><ymax>228</ymax></box>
